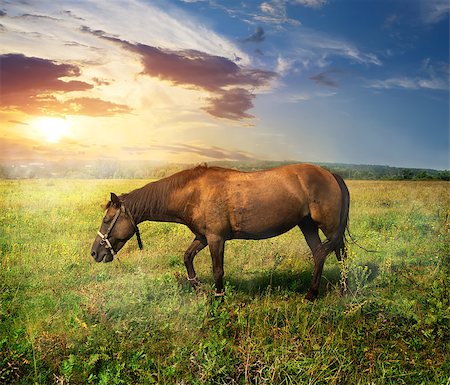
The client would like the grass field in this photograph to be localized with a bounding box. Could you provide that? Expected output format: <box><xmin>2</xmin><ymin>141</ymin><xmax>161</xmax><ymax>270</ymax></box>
<box><xmin>0</xmin><ymin>179</ymin><xmax>449</xmax><ymax>384</ymax></box>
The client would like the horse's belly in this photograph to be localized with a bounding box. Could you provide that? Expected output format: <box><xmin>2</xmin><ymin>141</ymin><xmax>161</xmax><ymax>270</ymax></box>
<box><xmin>226</xmin><ymin>175</ymin><xmax>309</xmax><ymax>239</ymax></box>
<box><xmin>231</xmin><ymin>223</ymin><xmax>297</xmax><ymax>240</ymax></box>
<box><xmin>229</xmin><ymin>204</ymin><xmax>303</xmax><ymax>240</ymax></box>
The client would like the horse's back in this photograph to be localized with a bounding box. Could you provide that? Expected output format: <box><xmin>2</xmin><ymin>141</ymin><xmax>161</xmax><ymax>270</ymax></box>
<box><xmin>190</xmin><ymin>164</ymin><xmax>341</xmax><ymax>239</ymax></box>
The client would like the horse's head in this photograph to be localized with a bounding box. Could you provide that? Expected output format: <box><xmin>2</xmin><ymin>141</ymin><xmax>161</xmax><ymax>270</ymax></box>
<box><xmin>91</xmin><ymin>192</ymin><xmax>142</xmax><ymax>262</ymax></box>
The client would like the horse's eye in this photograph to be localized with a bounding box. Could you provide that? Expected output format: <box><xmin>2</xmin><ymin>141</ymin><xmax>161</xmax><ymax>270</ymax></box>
<box><xmin>103</xmin><ymin>217</ymin><xmax>111</xmax><ymax>224</ymax></box>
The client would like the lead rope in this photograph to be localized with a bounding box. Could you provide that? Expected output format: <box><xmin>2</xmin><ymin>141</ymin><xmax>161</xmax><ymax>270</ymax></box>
<box><xmin>124</xmin><ymin>205</ymin><xmax>143</xmax><ymax>250</ymax></box>
<box><xmin>135</xmin><ymin>226</ymin><xmax>143</xmax><ymax>250</ymax></box>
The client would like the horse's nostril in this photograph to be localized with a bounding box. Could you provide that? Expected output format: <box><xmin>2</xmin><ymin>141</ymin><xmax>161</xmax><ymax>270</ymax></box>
<box><xmin>91</xmin><ymin>251</ymin><xmax>96</xmax><ymax>257</ymax></box>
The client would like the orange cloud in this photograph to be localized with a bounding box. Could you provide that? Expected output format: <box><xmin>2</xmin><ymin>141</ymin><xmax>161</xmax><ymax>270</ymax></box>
<box><xmin>81</xmin><ymin>27</ymin><xmax>276</xmax><ymax>120</ymax></box>
<box><xmin>0</xmin><ymin>53</ymin><xmax>131</xmax><ymax>116</ymax></box>
<box><xmin>203</xmin><ymin>88</ymin><xmax>255</xmax><ymax>120</ymax></box>
<box><xmin>122</xmin><ymin>143</ymin><xmax>255</xmax><ymax>161</ymax></box>
<box><xmin>0</xmin><ymin>136</ymin><xmax>96</xmax><ymax>161</ymax></box>
<box><xmin>59</xmin><ymin>97</ymin><xmax>131</xmax><ymax>116</ymax></box>
<box><xmin>1</xmin><ymin>53</ymin><xmax>92</xmax><ymax>100</ymax></box>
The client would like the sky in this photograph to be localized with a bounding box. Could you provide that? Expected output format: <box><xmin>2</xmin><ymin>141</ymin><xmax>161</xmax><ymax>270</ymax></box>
<box><xmin>0</xmin><ymin>0</ymin><xmax>449</xmax><ymax>169</ymax></box>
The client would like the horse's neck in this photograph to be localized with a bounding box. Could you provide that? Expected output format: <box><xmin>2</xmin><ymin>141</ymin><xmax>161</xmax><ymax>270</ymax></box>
<box><xmin>127</xmin><ymin>182</ymin><xmax>184</xmax><ymax>225</ymax></box>
<box><xmin>140</xmin><ymin>207</ymin><xmax>182</xmax><ymax>224</ymax></box>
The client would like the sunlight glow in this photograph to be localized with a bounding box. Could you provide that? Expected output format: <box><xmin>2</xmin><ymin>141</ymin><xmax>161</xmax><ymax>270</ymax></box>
<box><xmin>34</xmin><ymin>117</ymin><xmax>71</xmax><ymax>143</ymax></box>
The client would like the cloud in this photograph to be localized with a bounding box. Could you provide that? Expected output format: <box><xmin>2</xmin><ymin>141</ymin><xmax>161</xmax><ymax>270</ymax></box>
<box><xmin>82</xmin><ymin>28</ymin><xmax>276</xmax><ymax>120</ymax></box>
<box><xmin>310</xmin><ymin>37</ymin><xmax>382</xmax><ymax>66</ymax></box>
<box><xmin>276</xmin><ymin>56</ymin><xmax>295</xmax><ymax>75</ymax></box>
<box><xmin>310</xmin><ymin>69</ymin><xmax>342</xmax><ymax>87</ymax></box>
<box><xmin>421</xmin><ymin>0</ymin><xmax>449</xmax><ymax>24</ymax></box>
<box><xmin>61</xmin><ymin>10</ymin><xmax>85</xmax><ymax>21</ymax></box>
<box><xmin>242</xmin><ymin>26</ymin><xmax>265</xmax><ymax>43</ymax></box>
<box><xmin>284</xmin><ymin>90</ymin><xmax>336</xmax><ymax>103</ymax></box>
<box><xmin>1</xmin><ymin>53</ymin><xmax>92</xmax><ymax>99</ymax></box>
<box><xmin>92</xmin><ymin>77</ymin><xmax>111</xmax><ymax>86</ymax></box>
<box><xmin>254</xmin><ymin>0</ymin><xmax>328</xmax><ymax>25</ymax></box>
<box><xmin>310</xmin><ymin>73</ymin><xmax>337</xmax><ymax>87</ymax></box>
<box><xmin>11</xmin><ymin>95</ymin><xmax>131</xmax><ymax>116</ymax></box>
<box><xmin>368</xmin><ymin>77</ymin><xmax>448</xmax><ymax>91</ymax></box>
<box><xmin>383</xmin><ymin>14</ymin><xmax>399</xmax><ymax>30</ymax></box>
<box><xmin>368</xmin><ymin>60</ymin><xmax>449</xmax><ymax>91</ymax></box>
<box><xmin>0</xmin><ymin>53</ymin><xmax>131</xmax><ymax>116</ymax></box>
<box><xmin>282</xmin><ymin>28</ymin><xmax>382</xmax><ymax>71</ymax></box>
<box><xmin>291</xmin><ymin>0</ymin><xmax>328</xmax><ymax>8</ymax></box>
<box><xmin>3</xmin><ymin>0</ymin><xmax>251</xmax><ymax>66</ymax></box>
<box><xmin>260</xmin><ymin>1</ymin><xmax>285</xmax><ymax>18</ymax></box>
<box><xmin>0</xmin><ymin>137</ymin><xmax>37</xmax><ymax>160</ymax></box>
<box><xmin>0</xmin><ymin>136</ymin><xmax>83</xmax><ymax>161</ymax></box>
<box><xmin>257</xmin><ymin>0</ymin><xmax>301</xmax><ymax>25</ymax></box>
<box><xmin>285</xmin><ymin>93</ymin><xmax>312</xmax><ymax>102</ymax></box>
<box><xmin>203</xmin><ymin>88</ymin><xmax>255</xmax><ymax>120</ymax></box>
<box><xmin>19</xmin><ymin>13</ymin><xmax>61</xmax><ymax>21</ymax></box>
<box><xmin>61</xmin><ymin>97</ymin><xmax>131</xmax><ymax>116</ymax></box>
<box><xmin>8</xmin><ymin>120</ymin><xmax>29</xmax><ymax>126</ymax></box>
<box><xmin>122</xmin><ymin>143</ymin><xmax>255</xmax><ymax>161</ymax></box>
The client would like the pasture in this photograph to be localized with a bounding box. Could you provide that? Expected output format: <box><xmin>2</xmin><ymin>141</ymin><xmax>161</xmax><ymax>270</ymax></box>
<box><xmin>0</xmin><ymin>178</ymin><xmax>449</xmax><ymax>384</ymax></box>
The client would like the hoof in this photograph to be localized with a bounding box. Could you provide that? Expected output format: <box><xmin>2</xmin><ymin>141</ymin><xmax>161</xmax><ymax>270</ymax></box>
<box><xmin>305</xmin><ymin>290</ymin><xmax>318</xmax><ymax>302</ymax></box>
<box><xmin>187</xmin><ymin>276</ymin><xmax>201</xmax><ymax>288</ymax></box>
<box><xmin>214</xmin><ymin>291</ymin><xmax>225</xmax><ymax>302</ymax></box>
<box><xmin>209</xmin><ymin>291</ymin><xmax>225</xmax><ymax>307</ymax></box>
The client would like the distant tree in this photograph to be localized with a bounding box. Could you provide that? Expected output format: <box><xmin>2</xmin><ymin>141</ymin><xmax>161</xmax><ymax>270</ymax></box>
<box><xmin>415</xmin><ymin>171</ymin><xmax>429</xmax><ymax>180</ymax></box>
<box><xmin>401</xmin><ymin>169</ymin><xmax>414</xmax><ymax>180</ymax></box>
<box><xmin>437</xmin><ymin>171</ymin><xmax>450</xmax><ymax>181</ymax></box>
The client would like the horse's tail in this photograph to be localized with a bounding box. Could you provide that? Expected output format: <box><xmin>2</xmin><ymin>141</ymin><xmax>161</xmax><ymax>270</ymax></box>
<box><xmin>322</xmin><ymin>173</ymin><xmax>350</xmax><ymax>259</ymax></box>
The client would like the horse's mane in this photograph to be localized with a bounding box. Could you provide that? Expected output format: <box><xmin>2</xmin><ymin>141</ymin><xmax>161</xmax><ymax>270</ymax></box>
<box><xmin>120</xmin><ymin>164</ymin><xmax>210</xmax><ymax>220</ymax></box>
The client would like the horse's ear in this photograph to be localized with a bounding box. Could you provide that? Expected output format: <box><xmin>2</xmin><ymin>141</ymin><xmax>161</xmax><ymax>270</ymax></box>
<box><xmin>110</xmin><ymin>192</ymin><xmax>121</xmax><ymax>208</ymax></box>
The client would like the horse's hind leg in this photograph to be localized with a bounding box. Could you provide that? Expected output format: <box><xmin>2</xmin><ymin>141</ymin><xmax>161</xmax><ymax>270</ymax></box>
<box><xmin>299</xmin><ymin>217</ymin><xmax>325</xmax><ymax>301</ymax></box>
<box><xmin>184</xmin><ymin>235</ymin><xmax>207</xmax><ymax>287</ymax></box>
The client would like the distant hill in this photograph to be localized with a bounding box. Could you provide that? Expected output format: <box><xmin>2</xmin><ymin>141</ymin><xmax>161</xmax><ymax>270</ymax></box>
<box><xmin>207</xmin><ymin>160</ymin><xmax>449</xmax><ymax>180</ymax></box>
<box><xmin>0</xmin><ymin>159</ymin><xmax>448</xmax><ymax>180</ymax></box>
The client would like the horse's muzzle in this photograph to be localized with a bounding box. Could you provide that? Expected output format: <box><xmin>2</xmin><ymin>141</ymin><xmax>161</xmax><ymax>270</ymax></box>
<box><xmin>91</xmin><ymin>249</ymin><xmax>113</xmax><ymax>263</ymax></box>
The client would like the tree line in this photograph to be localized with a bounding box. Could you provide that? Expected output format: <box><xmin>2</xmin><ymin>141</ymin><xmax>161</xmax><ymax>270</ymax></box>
<box><xmin>0</xmin><ymin>160</ymin><xmax>448</xmax><ymax>180</ymax></box>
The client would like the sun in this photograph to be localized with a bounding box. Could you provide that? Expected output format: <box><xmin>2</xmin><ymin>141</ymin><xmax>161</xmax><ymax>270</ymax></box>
<box><xmin>34</xmin><ymin>117</ymin><xmax>71</xmax><ymax>143</ymax></box>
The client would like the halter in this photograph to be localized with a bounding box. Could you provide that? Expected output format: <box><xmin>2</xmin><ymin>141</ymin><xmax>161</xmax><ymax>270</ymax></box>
<box><xmin>97</xmin><ymin>204</ymin><xmax>143</xmax><ymax>256</ymax></box>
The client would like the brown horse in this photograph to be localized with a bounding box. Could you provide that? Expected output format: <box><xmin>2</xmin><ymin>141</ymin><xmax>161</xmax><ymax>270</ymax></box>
<box><xmin>91</xmin><ymin>164</ymin><xmax>349</xmax><ymax>300</ymax></box>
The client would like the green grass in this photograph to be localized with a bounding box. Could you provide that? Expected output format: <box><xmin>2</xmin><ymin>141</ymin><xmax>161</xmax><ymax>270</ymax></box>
<box><xmin>0</xmin><ymin>179</ymin><xmax>449</xmax><ymax>384</ymax></box>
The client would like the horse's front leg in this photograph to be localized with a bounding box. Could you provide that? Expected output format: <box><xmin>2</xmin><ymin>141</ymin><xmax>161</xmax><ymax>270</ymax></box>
<box><xmin>206</xmin><ymin>234</ymin><xmax>225</xmax><ymax>297</ymax></box>
<box><xmin>184</xmin><ymin>236</ymin><xmax>207</xmax><ymax>288</ymax></box>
